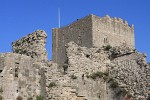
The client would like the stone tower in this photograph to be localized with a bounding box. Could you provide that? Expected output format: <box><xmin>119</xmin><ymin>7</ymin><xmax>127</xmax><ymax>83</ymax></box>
<box><xmin>52</xmin><ymin>14</ymin><xmax>135</xmax><ymax>65</ymax></box>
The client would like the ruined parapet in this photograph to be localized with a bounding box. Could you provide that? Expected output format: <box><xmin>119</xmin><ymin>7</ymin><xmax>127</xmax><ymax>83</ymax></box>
<box><xmin>12</xmin><ymin>30</ymin><xmax>48</xmax><ymax>61</ymax></box>
<box><xmin>0</xmin><ymin>53</ymin><xmax>4</xmax><ymax>73</ymax></box>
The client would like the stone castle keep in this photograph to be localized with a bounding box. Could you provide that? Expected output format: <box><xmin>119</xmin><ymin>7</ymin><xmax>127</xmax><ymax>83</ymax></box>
<box><xmin>0</xmin><ymin>14</ymin><xmax>149</xmax><ymax>100</ymax></box>
<box><xmin>52</xmin><ymin>14</ymin><xmax>135</xmax><ymax>65</ymax></box>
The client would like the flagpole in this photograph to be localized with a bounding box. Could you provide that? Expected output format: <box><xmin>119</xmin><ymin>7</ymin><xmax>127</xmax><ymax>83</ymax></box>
<box><xmin>58</xmin><ymin>8</ymin><xmax>60</xmax><ymax>28</ymax></box>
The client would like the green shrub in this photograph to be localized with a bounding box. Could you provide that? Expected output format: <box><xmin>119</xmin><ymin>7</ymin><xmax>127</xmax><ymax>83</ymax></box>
<box><xmin>71</xmin><ymin>75</ymin><xmax>77</xmax><ymax>79</ymax></box>
<box><xmin>48</xmin><ymin>82</ymin><xmax>56</xmax><ymax>88</ymax></box>
<box><xmin>15</xmin><ymin>73</ymin><xmax>18</xmax><ymax>77</ymax></box>
<box><xmin>127</xmin><ymin>93</ymin><xmax>132</xmax><ymax>98</ymax></box>
<box><xmin>28</xmin><ymin>97</ymin><xmax>33</xmax><ymax>100</ymax></box>
<box><xmin>116</xmin><ymin>89</ymin><xmax>127</xmax><ymax>96</ymax></box>
<box><xmin>0</xmin><ymin>95</ymin><xmax>2</xmax><ymax>100</ymax></box>
<box><xmin>0</xmin><ymin>87</ymin><xmax>3</xmax><ymax>93</ymax></box>
<box><xmin>103</xmin><ymin>75</ymin><xmax>109</xmax><ymax>81</ymax></box>
<box><xmin>90</xmin><ymin>71</ymin><xmax>104</xmax><ymax>79</ymax></box>
<box><xmin>15</xmin><ymin>68</ymin><xmax>18</xmax><ymax>72</ymax></box>
<box><xmin>36</xmin><ymin>95</ymin><xmax>43</xmax><ymax>100</ymax></box>
<box><xmin>103</xmin><ymin>72</ymin><xmax>109</xmax><ymax>76</ymax></box>
<box><xmin>110</xmin><ymin>80</ymin><xmax>119</xmax><ymax>88</ymax></box>
<box><xmin>15</xmin><ymin>49</ymin><xmax>20</xmax><ymax>53</ymax></box>
<box><xmin>90</xmin><ymin>73</ymin><xmax>98</xmax><ymax>79</ymax></box>
<box><xmin>86</xmin><ymin>74</ymin><xmax>90</xmax><ymax>78</ymax></box>
<box><xmin>16</xmin><ymin>95</ymin><xmax>23</xmax><ymax>100</ymax></box>
<box><xmin>104</xmin><ymin>45</ymin><xmax>112</xmax><ymax>51</ymax></box>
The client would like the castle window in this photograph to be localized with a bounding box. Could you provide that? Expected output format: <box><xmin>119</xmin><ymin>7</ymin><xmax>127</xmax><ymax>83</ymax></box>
<box><xmin>104</xmin><ymin>38</ymin><xmax>108</xmax><ymax>44</ymax></box>
<box><xmin>78</xmin><ymin>36</ymin><xmax>82</xmax><ymax>45</ymax></box>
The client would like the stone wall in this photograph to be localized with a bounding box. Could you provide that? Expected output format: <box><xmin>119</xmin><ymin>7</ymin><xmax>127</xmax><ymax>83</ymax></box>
<box><xmin>12</xmin><ymin>30</ymin><xmax>48</xmax><ymax>61</ymax></box>
<box><xmin>0</xmin><ymin>53</ymin><xmax>45</xmax><ymax>100</ymax></box>
<box><xmin>47</xmin><ymin>42</ymin><xmax>149</xmax><ymax>100</ymax></box>
<box><xmin>52</xmin><ymin>15</ymin><xmax>93</xmax><ymax>65</ymax></box>
<box><xmin>92</xmin><ymin>15</ymin><xmax>135</xmax><ymax>48</ymax></box>
<box><xmin>108</xmin><ymin>50</ymin><xmax>150</xmax><ymax>99</ymax></box>
<box><xmin>0</xmin><ymin>54</ymin><xmax>4</xmax><ymax>73</ymax></box>
<box><xmin>46</xmin><ymin>42</ymin><xmax>131</xmax><ymax>100</ymax></box>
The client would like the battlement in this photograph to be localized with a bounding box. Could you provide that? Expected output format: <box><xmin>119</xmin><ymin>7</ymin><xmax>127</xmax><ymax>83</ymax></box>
<box><xmin>12</xmin><ymin>30</ymin><xmax>48</xmax><ymax>61</ymax></box>
<box><xmin>60</xmin><ymin>14</ymin><xmax>134</xmax><ymax>31</ymax></box>
<box><xmin>91</xmin><ymin>14</ymin><xmax>134</xmax><ymax>34</ymax></box>
<box><xmin>94</xmin><ymin>14</ymin><xmax>134</xmax><ymax>27</ymax></box>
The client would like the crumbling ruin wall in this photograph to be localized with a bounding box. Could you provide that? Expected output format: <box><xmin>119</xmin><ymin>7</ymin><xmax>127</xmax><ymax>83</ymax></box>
<box><xmin>107</xmin><ymin>46</ymin><xmax>150</xmax><ymax>100</ymax></box>
<box><xmin>46</xmin><ymin>42</ymin><xmax>128</xmax><ymax>100</ymax></box>
<box><xmin>46</xmin><ymin>42</ymin><xmax>149</xmax><ymax>100</ymax></box>
<box><xmin>12</xmin><ymin>30</ymin><xmax>48</xmax><ymax>61</ymax></box>
<box><xmin>0</xmin><ymin>53</ymin><xmax>45</xmax><ymax>100</ymax></box>
<box><xmin>0</xmin><ymin>54</ymin><xmax>4</xmax><ymax>73</ymax></box>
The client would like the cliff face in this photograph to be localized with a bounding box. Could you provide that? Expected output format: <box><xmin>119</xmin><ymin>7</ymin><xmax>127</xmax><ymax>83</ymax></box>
<box><xmin>0</xmin><ymin>31</ymin><xmax>149</xmax><ymax>100</ymax></box>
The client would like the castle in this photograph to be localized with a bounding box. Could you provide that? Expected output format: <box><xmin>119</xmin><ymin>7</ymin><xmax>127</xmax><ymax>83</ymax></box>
<box><xmin>0</xmin><ymin>14</ymin><xmax>149</xmax><ymax>100</ymax></box>
<box><xmin>52</xmin><ymin>14</ymin><xmax>135</xmax><ymax>65</ymax></box>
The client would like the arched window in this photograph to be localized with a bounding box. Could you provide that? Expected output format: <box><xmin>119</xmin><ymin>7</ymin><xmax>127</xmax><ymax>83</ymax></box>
<box><xmin>78</xmin><ymin>36</ymin><xmax>82</xmax><ymax>45</ymax></box>
<box><xmin>104</xmin><ymin>37</ymin><xmax>109</xmax><ymax>44</ymax></box>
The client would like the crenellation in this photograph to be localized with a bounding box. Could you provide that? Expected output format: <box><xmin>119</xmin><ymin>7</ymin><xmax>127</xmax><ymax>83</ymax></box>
<box><xmin>123</xmin><ymin>20</ymin><xmax>128</xmax><ymax>26</ymax></box>
<box><xmin>117</xmin><ymin>18</ymin><xmax>123</xmax><ymax>23</ymax></box>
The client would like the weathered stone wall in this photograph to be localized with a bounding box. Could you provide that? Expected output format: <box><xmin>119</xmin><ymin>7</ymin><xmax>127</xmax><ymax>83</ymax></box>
<box><xmin>108</xmin><ymin>51</ymin><xmax>150</xmax><ymax>99</ymax></box>
<box><xmin>0</xmin><ymin>53</ymin><xmax>46</xmax><ymax>100</ymax></box>
<box><xmin>65</xmin><ymin>42</ymin><xmax>109</xmax><ymax>100</ymax></box>
<box><xmin>12</xmin><ymin>30</ymin><xmax>48</xmax><ymax>61</ymax></box>
<box><xmin>46</xmin><ymin>42</ymin><xmax>149</xmax><ymax>100</ymax></box>
<box><xmin>0</xmin><ymin>54</ymin><xmax>4</xmax><ymax>73</ymax></box>
<box><xmin>46</xmin><ymin>42</ymin><xmax>127</xmax><ymax>100</ymax></box>
<box><xmin>52</xmin><ymin>15</ymin><xmax>93</xmax><ymax>65</ymax></box>
<box><xmin>92</xmin><ymin>15</ymin><xmax>135</xmax><ymax>48</ymax></box>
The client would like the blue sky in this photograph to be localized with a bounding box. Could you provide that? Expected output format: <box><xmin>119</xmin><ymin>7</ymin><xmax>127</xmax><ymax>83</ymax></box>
<box><xmin>0</xmin><ymin>0</ymin><xmax>150</xmax><ymax>61</ymax></box>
